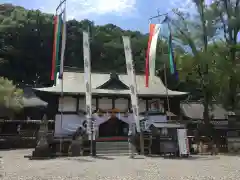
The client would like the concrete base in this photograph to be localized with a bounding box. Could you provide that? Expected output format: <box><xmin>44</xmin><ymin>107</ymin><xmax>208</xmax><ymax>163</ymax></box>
<box><xmin>32</xmin><ymin>145</ymin><xmax>51</xmax><ymax>159</ymax></box>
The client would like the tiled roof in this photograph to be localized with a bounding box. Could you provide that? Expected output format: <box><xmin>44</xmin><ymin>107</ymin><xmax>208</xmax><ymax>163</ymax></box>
<box><xmin>23</xmin><ymin>87</ymin><xmax>47</xmax><ymax>107</ymax></box>
<box><xmin>35</xmin><ymin>72</ymin><xmax>188</xmax><ymax>96</ymax></box>
<box><xmin>181</xmin><ymin>102</ymin><xmax>228</xmax><ymax>120</ymax></box>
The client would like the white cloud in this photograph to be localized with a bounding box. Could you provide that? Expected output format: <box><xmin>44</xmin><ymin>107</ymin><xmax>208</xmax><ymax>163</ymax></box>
<box><xmin>170</xmin><ymin>0</ymin><xmax>196</xmax><ymax>11</ymax></box>
<box><xmin>39</xmin><ymin>0</ymin><xmax>137</xmax><ymax>19</ymax></box>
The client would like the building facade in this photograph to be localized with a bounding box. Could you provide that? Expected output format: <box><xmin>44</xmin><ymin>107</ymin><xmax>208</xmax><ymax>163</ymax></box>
<box><xmin>36</xmin><ymin>70</ymin><xmax>187</xmax><ymax>140</ymax></box>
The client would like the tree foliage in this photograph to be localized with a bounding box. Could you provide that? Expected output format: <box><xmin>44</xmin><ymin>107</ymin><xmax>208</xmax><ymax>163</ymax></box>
<box><xmin>0</xmin><ymin>77</ymin><xmax>23</xmax><ymax>111</ymax></box>
<box><xmin>169</xmin><ymin>0</ymin><xmax>239</xmax><ymax>109</ymax></box>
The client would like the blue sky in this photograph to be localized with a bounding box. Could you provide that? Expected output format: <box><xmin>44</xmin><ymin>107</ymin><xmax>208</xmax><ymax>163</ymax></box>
<box><xmin>3</xmin><ymin>0</ymin><xmax>240</xmax><ymax>41</ymax></box>
<box><xmin>3</xmin><ymin>0</ymin><xmax>195</xmax><ymax>33</ymax></box>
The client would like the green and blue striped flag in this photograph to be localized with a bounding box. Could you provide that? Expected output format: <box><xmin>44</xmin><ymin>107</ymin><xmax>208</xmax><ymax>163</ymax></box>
<box><xmin>168</xmin><ymin>32</ymin><xmax>178</xmax><ymax>80</ymax></box>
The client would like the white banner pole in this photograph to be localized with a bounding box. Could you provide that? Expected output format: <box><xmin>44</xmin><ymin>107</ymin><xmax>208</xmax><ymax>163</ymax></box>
<box><xmin>122</xmin><ymin>36</ymin><xmax>144</xmax><ymax>156</ymax></box>
<box><xmin>83</xmin><ymin>31</ymin><xmax>94</xmax><ymax>154</ymax></box>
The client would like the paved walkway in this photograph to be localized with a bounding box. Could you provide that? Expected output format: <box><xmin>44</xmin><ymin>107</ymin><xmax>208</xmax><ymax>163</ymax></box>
<box><xmin>0</xmin><ymin>149</ymin><xmax>240</xmax><ymax>180</ymax></box>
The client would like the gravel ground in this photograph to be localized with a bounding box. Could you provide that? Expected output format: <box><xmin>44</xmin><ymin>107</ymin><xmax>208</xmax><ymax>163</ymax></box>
<box><xmin>0</xmin><ymin>149</ymin><xmax>240</xmax><ymax>180</ymax></box>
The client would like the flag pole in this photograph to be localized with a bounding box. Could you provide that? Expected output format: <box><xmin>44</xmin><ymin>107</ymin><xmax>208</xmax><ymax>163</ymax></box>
<box><xmin>163</xmin><ymin>63</ymin><xmax>171</xmax><ymax>121</ymax></box>
<box><xmin>56</xmin><ymin>0</ymin><xmax>67</xmax><ymax>156</ymax></box>
<box><xmin>157</xmin><ymin>11</ymin><xmax>171</xmax><ymax>121</ymax></box>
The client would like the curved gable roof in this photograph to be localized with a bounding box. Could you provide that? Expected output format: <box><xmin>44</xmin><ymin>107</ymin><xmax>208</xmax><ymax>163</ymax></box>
<box><xmin>35</xmin><ymin>72</ymin><xmax>188</xmax><ymax>96</ymax></box>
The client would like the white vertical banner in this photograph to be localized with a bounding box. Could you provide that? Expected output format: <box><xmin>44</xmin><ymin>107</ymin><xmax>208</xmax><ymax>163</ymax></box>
<box><xmin>83</xmin><ymin>31</ymin><xmax>94</xmax><ymax>140</ymax></box>
<box><xmin>122</xmin><ymin>36</ymin><xmax>141</xmax><ymax>132</ymax></box>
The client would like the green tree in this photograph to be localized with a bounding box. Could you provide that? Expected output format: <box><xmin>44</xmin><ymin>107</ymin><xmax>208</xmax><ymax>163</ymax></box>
<box><xmin>209</xmin><ymin>0</ymin><xmax>240</xmax><ymax>109</ymax></box>
<box><xmin>170</xmin><ymin>0</ymin><xmax>219</xmax><ymax>127</ymax></box>
<box><xmin>0</xmin><ymin>77</ymin><xmax>23</xmax><ymax>111</ymax></box>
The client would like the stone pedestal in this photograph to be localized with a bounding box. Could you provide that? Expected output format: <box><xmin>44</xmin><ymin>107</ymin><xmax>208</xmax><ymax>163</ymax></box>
<box><xmin>91</xmin><ymin>140</ymin><xmax>96</xmax><ymax>156</ymax></box>
<box><xmin>32</xmin><ymin>114</ymin><xmax>51</xmax><ymax>159</ymax></box>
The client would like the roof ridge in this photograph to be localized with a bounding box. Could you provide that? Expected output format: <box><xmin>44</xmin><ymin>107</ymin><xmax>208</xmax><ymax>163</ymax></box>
<box><xmin>64</xmin><ymin>71</ymin><xmax>154</xmax><ymax>77</ymax></box>
<box><xmin>63</xmin><ymin>66</ymin><xmax>147</xmax><ymax>75</ymax></box>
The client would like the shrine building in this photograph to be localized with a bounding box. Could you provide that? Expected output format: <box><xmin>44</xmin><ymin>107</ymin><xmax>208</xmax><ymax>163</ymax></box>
<box><xmin>35</xmin><ymin>69</ymin><xmax>187</xmax><ymax>140</ymax></box>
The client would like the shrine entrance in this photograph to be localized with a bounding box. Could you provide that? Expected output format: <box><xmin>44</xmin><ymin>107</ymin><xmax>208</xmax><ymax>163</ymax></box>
<box><xmin>98</xmin><ymin>117</ymin><xmax>129</xmax><ymax>138</ymax></box>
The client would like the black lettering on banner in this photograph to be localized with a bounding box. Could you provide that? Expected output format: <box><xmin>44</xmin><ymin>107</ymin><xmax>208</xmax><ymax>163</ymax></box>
<box><xmin>84</xmin><ymin>41</ymin><xmax>88</xmax><ymax>48</ymax></box>
<box><xmin>125</xmin><ymin>45</ymin><xmax>130</xmax><ymax>51</ymax></box>
<box><xmin>86</xmin><ymin>105</ymin><xmax>90</xmax><ymax>115</ymax></box>
<box><xmin>132</xmin><ymin>66</ymin><xmax>135</xmax><ymax>74</ymax></box>
<box><xmin>84</xmin><ymin>59</ymin><xmax>89</xmax><ymax>68</ymax></box>
<box><xmin>86</xmin><ymin>82</ymin><xmax>90</xmax><ymax>92</ymax></box>
<box><xmin>127</xmin><ymin>63</ymin><xmax>132</xmax><ymax>71</ymax></box>
<box><xmin>132</xmin><ymin>105</ymin><xmax>137</xmax><ymax>116</ymax></box>
<box><xmin>129</xmin><ymin>85</ymin><xmax>135</xmax><ymax>95</ymax></box>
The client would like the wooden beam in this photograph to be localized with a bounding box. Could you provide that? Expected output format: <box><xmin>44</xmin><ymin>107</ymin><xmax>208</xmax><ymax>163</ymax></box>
<box><xmin>146</xmin><ymin>99</ymin><xmax>149</xmax><ymax>111</ymax></box>
<box><xmin>96</xmin><ymin>97</ymin><xmax>99</xmax><ymax>110</ymax></box>
<box><xmin>112</xmin><ymin>98</ymin><xmax>115</xmax><ymax>109</ymax></box>
<box><xmin>128</xmin><ymin>98</ymin><xmax>131</xmax><ymax>111</ymax></box>
<box><xmin>76</xmin><ymin>96</ymin><xmax>80</xmax><ymax>112</ymax></box>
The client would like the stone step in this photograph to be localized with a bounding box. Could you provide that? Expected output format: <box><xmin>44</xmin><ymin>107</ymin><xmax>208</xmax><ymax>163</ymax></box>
<box><xmin>96</xmin><ymin>143</ymin><xmax>129</xmax><ymax>148</ymax></box>
<box><xmin>96</xmin><ymin>147</ymin><xmax>129</xmax><ymax>151</ymax></box>
<box><xmin>96</xmin><ymin>142</ymin><xmax>129</xmax><ymax>149</ymax></box>
<box><xmin>96</xmin><ymin>141</ymin><xmax>129</xmax><ymax>145</ymax></box>
<box><xmin>96</xmin><ymin>141</ymin><xmax>130</xmax><ymax>155</ymax></box>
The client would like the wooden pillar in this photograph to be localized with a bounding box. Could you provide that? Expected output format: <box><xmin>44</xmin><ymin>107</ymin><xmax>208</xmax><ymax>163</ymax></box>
<box><xmin>96</xmin><ymin>97</ymin><xmax>99</xmax><ymax>110</ymax></box>
<box><xmin>128</xmin><ymin>98</ymin><xmax>131</xmax><ymax>111</ymax></box>
<box><xmin>112</xmin><ymin>97</ymin><xmax>115</xmax><ymax>109</ymax></box>
<box><xmin>164</xmin><ymin>98</ymin><xmax>167</xmax><ymax>114</ymax></box>
<box><xmin>146</xmin><ymin>99</ymin><xmax>149</xmax><ymax>111</ymax></box>
<box><xmin>76</xmin><ymin>96</ymin><xmax>79</xmax><ymax>113</ymax></box>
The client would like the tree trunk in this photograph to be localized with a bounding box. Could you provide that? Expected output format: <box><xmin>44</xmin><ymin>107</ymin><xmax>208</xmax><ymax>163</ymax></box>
<box><xmin>203</xmin><ymin>88</ymin><xmax>212</xmax><ymax>138</ymax></box>
<box><xmin>203</xmin><ymin>90</ymin><xmax>209</xmax><ymax>124</ymax></box>
<box><xmin>228</xmin><ymin>47</ymin><xmax>237</xmax><ymax>110</ymax></box>
<box><xmin>228</xmin><ymin>76</ymin><xmax>236</xmax><ymax>110</ymax></box>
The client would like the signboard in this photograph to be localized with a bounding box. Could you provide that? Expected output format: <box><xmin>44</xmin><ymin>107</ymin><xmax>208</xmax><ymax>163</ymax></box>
<box><xmin>177</xmin><ymin>129</ymin><xmax>189</xmax><ymax>157</ymax></box>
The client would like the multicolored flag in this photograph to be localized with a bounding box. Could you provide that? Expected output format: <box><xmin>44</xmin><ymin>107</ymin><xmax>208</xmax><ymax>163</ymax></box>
<box><xmin>145</xmin><ymin>24</ymin><xmax>161</xmax><ymax>87</ymax></box>
<box><xmin>51</xmin><ymin>8</ymin><xmax>66</xmax><ymax>84</ymax></box>
<box><xmin>237</xmin><ymin>31</ymin><xmax>240</xmax><ymax>42</ymax></box>
<box><xmin>168</xmin><ymin>31</ymin><xmax>178</xmax><ymax>80</ymax></box>
<box><xmin>51</xmin><ymin>15</ymin><xmax>59</xmax><ymax>82</ymax></box>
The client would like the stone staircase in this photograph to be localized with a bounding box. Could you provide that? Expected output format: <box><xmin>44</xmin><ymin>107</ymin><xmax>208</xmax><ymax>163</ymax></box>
<box><xmin>96</xmin><ymin>141</ymin><xmax>131</xmax><ymax>156</ymax></box>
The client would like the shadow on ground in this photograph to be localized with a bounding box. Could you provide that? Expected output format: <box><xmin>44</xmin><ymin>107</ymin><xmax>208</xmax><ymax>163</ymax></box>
<box><xmin>219</xmin><ymin>153</ymin><xmax>240</xmax><ymax>157</ymax></box>
<box><xmin>93</xmin><ymin>155</ymin><xmax>115</xmax><ymax>160</ymax></box>
<box><xmin>146</xmin><ymin>154</ymin><xmax>221</xmax><ymax>160</ymax></box>
<box><xmin>63</xmin><ymin>157</ymin><xmax>95</xmax><ymax>162</ymax></box>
